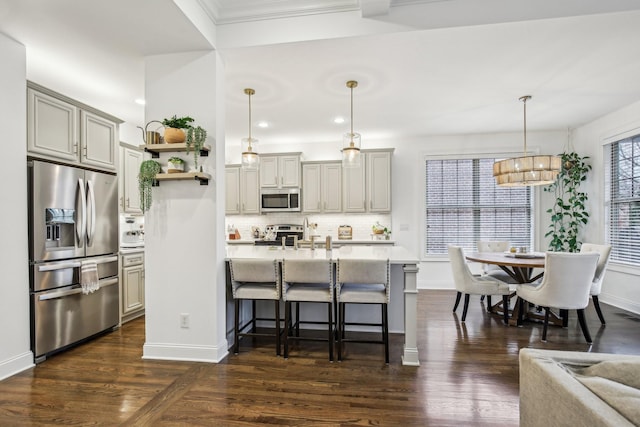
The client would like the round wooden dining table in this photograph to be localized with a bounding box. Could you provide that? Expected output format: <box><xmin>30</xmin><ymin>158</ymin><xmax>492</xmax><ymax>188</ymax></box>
<box><xmin>465</xmin><ymin>251</ymin><xmax>545</xmax><ymax>284</ymax></box>
<box><xmin>465</xmin><ymin>251</ymin><xmax>550</xmax><ymax>326</ymax></box>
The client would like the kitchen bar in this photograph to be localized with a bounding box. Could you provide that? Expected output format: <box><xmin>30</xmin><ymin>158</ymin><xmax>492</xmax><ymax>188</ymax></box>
<box><xmin>225</xmin><ymin>244</ymin><xmax>420</xmax><ymax>365</ymax></box>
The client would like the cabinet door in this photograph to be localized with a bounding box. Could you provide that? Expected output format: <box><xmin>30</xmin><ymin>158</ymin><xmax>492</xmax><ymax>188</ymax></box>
<box><xmin>81</xmin><ymin>110</ymin><xmax>117</xmax><ymax>171</ymax></box>
<box><xmin>122</xmin><ymin>148</ymin><xmax>143</xmax><ymax>213</ymax></box>
<box><xmin>27</xmin><ymin>88</ymin><xmax>78</xmax><ymax>163</ymax></box>
<box><xmin>368</xmin><ymin>151</ymin><xmax>391</xmax><ymax>212</ymax></box>
<box><xmin>302</xmin><ymin>164</ymin><xmax>322</xmax><ymax>213</ymax></box>
<box><xmin>122</xmin><ymin>264</ymin><xmax>144</xmax><ymax>315</ymax></box>
<box><xmin>322</xmin><ymin>163</ymin><xmax>342</xmax><ymax>213</ymax></box>
<box><xmin>343</xmin><ymin>163</ymin><xmax>366</xmax><ymax>212</ymax></box>
<box><xmin>241</xmin><ymin>168</ymin><xmax>260</xmax><ymax>214</ymax></box>
<box><xmin>280</xmin><ymin>155</ymin><xmax>300</xmax><ymax>187</ymax></box>
<box><xmin>226</xmin><ymin>167</ymin><xmax>241</xmax><ymax>214</ymax></box>
<box><xmin>259</xmin><ymin>156</ymin><xmax>278</xmax><ymax>188</ymax></box>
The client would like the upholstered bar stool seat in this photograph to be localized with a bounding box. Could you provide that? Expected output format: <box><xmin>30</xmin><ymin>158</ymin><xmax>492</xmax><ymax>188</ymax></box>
<box><xmin>229</xmin><ymin>258</ymin><xmax>282</xmax><ymax>356</ymax></box>
<box><xmin>282</xmin><ymin>258</ymin><xmax>334</xmax><ymax>361</ymax></box>
<box><xmin>336</xmin><ymin>258</ymin><xmax>390</xmax><ymax>364</ymax></box>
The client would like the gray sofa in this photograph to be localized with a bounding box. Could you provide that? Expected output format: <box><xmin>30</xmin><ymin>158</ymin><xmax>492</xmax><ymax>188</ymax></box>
<box><xmin>520</xmin><ymin>348</ymin><xmax>640</xmax><ymax>427</ymax></box>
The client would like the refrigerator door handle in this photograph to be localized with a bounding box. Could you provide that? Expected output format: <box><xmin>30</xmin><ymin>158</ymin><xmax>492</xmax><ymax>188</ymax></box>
<box><xmin>38</xmin><ymin>261</ymin><xmax>82</xmax><ymax>272</ymax></box>
<box><xmin>86</xmin><ymin>180</ymin><xmax>96</xmax><ymax>244</ymax></box>
<box><xmin>37</xmin><ymin>277</ymin><xmax>119</xmax><ymax>301</ymax></box>
<box><xmin>77</xmin><ymin>178</ymin><xmax>87</xmax><ymax>246</ymax></box>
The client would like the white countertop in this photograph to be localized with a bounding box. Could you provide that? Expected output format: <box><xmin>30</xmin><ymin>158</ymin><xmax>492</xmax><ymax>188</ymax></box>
<box><xmin>225</xmin><ymin>244</ymin><xmax>418</xmax><ymax>264</ymax></box>
<box><xmin>120</xmin><ymin>247</ymin><xmax>145</xmax><ymax>255</ymax></box>
<box><xmin>226</xmin><ymin>239</ymin><xmax>395</xmax><ymax>245</ymax></box>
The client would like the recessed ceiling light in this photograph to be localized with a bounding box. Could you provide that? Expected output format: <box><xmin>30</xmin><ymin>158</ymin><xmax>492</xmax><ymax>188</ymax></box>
<box><xmin>135</xmin><ymin>98</ymin><xmax>146</xmax><ymax>105</ymax></box>
<box><xmin>257</xmin><ymin>121</ymin><xmax>269</xmax><ymax>128</ymax></box>
<box><xmin>334</xmin><ymin>116</ymin><xmax>345</xmax><ymax>124</ymax></box>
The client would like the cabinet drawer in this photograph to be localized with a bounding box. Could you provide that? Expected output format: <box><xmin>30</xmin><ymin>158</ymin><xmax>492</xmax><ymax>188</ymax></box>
<box><xmin>122</xmin><ymin>252</ymin><xmax>144</xmax><ymax>267</ymax></box>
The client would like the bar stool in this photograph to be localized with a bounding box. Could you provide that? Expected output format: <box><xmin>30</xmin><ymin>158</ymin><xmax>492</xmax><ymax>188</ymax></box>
<box><xmin>282</xmin><ymin>258</ymin><xmax>334</xmax><ymax>361</ymax></box>
<box><xmin>336</xmin><ymin>258</ymin><xmax>390</xmax><ymax>364</ymax></box>
<box><xmin>228</xmin><ymin>259</ymin><xmax>282</xmax><ymax>356</ymax></box>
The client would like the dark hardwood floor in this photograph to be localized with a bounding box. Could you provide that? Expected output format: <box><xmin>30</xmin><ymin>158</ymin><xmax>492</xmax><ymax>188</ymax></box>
<box><xmin>2</xmin><ymin>290</ymin><xmax>640</xmax><ymax>426</ymax></box>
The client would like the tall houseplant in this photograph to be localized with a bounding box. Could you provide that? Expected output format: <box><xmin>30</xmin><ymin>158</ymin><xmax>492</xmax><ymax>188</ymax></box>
<box><xmin>138</xmin><ymin>160</ymin><xmax>161</xmax><ymax>213</ymax></box>
<box><xmin>544</xmin><ymin>152</ymin><xmax>592</xmax><ymax>252</ymax></box>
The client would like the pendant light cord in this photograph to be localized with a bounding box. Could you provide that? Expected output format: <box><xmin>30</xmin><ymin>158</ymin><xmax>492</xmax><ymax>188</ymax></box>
<box><xmin>520</xmin><ymin>95</ymin><xmax>531</xmax><ymax>156</ymax></box>
<box><xmin>350</xmin><ymin>85</ymin><xmax>354</xmax><ymax>137</ymax></box>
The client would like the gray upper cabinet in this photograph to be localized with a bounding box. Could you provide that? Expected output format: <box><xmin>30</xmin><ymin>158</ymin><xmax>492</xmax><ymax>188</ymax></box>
<box><xmin>27</xmin><ymin>83</ymin><xmax>120</xmax><ymax>172</ymax></box>
<box><xmin>259</xmin><ymin>153</ymin><xmax>301</xmax><ymax>188</ymax></box>
<box><xmin>302</xmin><ymin>162</ymin><xmax>342</xmax><ymax>213</ymax></box>
<box><xmin>343</xmin><ymin>149</ymin><xmax>393</xmax><ymax>213</ymax></box>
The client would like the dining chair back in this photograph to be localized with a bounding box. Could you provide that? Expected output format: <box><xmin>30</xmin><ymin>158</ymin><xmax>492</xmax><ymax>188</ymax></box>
<box><xmin>477</xmin><ymin>240</ymin><xmax>518</xmax><ymax>284</ymax></box>
<box><xmin>515</xmin><ymin>252</ymin><xmax>599</xmax><ymax>343</ymax></box>
<box><xmin>282</xmin><ymin>258</ymin><xmax>334</xmax><ymax>361</ymax></box>
<box><xmin>448</xmin><ymin>245</ymin><xmax>511</xmax><ymax>323</ymax></box>
<box><xmin>228</xmin><ymin>258</ymin><xmax>282</xmax><ymax>356</ymax></box>
<box><xmin>336</xmin><ymin>258</ymin><xmax>391</xmax><ymax>363</ymax></box>
<box><xmin>580</xmin><ymin>243</ymin><xmax>612</xmax><ymax>324</ymax></box>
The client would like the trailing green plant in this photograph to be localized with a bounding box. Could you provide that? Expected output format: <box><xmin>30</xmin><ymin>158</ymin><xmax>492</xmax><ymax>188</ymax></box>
<box><xmin>185</xmin><ymin>125</ymin><xmax>207</xmax><ymax>169</ymax></box>
<box><xmin>544</xmin><ymin>151</ymin><xmax>592</xmax><ymax>252</ymax></box>
<box><xmin>138</xmin><ymin>160</ymin><xmax>162</xmax><ymax>213</ymax></box>
<box><xmin>162</xmin><ymin>115</ymin><xmax>194</xmax><ymax>129</ymax></box>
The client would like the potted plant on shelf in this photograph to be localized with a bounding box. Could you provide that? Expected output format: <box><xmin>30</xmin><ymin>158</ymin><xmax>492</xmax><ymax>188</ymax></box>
<box><xmin>185</xmin><ymin>126</ymin><xmax>207</xmax><ymax>170</ymax></box>
<box><xmin>544</xmin><ymin>151</ymin><xmax>592</xmax><ymax>252</ymax></box>
<box><xmin>167</xmin><ymin>157</ymin><xmax>185</xmax><ymax>173</ymax></box>
<box><xmin>162</xmin><ymin>115</ymin><xmax>194</xmax><ymax>143</ymax></box>
<box><xmin>138</xmin><ymin>159</ymin><xmax>161</xmax><ymax>213</ymax></box>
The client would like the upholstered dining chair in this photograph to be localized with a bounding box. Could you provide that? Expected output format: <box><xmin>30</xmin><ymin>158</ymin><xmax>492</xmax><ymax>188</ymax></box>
<box><xmin>580</xmin><ymin>243</ymin><xmax>613</xmax><ymax>325</ymax></box>
<box><xmin>448</xmin><ymin>245</ymin><xmax>511</xmax><ymax>324</ymax></box>
<box><xmin>515</xmin><ymin>252</ymin><xmax>599</xmax><ymax>343</ymax></box>
<box><xmin>228</xmin><ymin>258</ymin><xmax>282</xmax><ymax>356</ymax></box>
<box><xmin>476</xmin><ymin>240</ymin><xmax>518</xmax><ymax>284</ymax></box>
<box><xmin>282</xmin><ymin>258</ymin><xmax>335</xmax><ymax>361</ymax></box>
<box><xmin>336</xmin><ymin>258</ymin><xmax>390</xmax><ymax>363</ymax></box>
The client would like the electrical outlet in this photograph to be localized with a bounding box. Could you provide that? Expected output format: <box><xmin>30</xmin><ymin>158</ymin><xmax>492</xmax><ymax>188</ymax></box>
<box><xmin>180</xmin><ymin>313</ymin><xmax>190</xmax><ymax>328</ymax></box>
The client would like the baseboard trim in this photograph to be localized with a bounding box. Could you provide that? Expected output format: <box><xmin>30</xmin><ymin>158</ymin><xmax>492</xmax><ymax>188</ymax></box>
<box><xmin>0</xmin><ymin>351</ymin><xmax>34</xmax><ymax>381</ymax></box>
<box><xmin>600</xmin><ymin>293</ymin><xmax>640</xmax><ymax>316</ymax></box>
<box><xmin>142</xmin><ymin>341</ymin><xmax>229</xmax><ymax>363</ymax></box>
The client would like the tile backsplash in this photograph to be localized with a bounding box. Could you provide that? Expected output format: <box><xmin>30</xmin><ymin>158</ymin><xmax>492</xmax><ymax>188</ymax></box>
<box><xmin>226</xmin><ymin>213</ymin><xmax>392</xmax><ymax>241</ymax></box>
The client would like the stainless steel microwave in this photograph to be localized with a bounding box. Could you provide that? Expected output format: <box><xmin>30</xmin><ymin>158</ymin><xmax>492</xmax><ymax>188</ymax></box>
<box><xmin>260</xmin><ymin>188</ymin><xmax>301</xmax><ymax>212</ymax></box>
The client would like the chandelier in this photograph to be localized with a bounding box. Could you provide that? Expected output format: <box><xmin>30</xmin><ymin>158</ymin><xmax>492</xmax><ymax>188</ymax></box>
<box><xmin>241</xmin><ymin>88</ymin><xmax>259</xmax><ymax>170</ymax></box>
<box><xmin>342</xmin><ymin>80</ymin><xmax>361</xmax><ymax>168</ymax></box>
<box><xmin>493</xmin><ymin>95</ymin><xmax>561</xmax><ymax>186</ymax></box>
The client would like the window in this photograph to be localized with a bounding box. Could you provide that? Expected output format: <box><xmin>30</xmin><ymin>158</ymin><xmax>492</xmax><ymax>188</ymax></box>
<box><xmin>605</xmin><ymin>134</ymin><xmax>640</xmax><ymax>266</ymax></box>
<box><xmin>425</xmin><ymin>157</ymin><xmax>533</xmax><ymax>255</ymax></box>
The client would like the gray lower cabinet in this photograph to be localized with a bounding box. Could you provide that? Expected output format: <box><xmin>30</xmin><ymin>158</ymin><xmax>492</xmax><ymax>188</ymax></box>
<box><xmin>121</xmin><ymin>251</ymin><xmax>145</xmax><ymax>322</ymax></box>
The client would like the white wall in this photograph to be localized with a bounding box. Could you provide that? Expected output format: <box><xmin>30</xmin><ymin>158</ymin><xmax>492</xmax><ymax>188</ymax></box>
<box><xmin>572</xmin><ymin>100</ymin><xmax>640</xmax><ymax>314</ymax></box>
<box><xmin>142</xmin><ymin>50</ymin><xmax>228</xmax><ymax>362</ymax></box>
<box><xmin>0</xmin><ymin>33</ymin><xmax>33</xmax><ymax>379</ymax></box>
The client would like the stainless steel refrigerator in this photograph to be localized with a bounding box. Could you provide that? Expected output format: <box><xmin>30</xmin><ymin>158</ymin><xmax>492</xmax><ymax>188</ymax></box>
<box><xmin>28</xmin><ymin>159</ymin><xmax>120</xmax><ymax>362</ymax></box>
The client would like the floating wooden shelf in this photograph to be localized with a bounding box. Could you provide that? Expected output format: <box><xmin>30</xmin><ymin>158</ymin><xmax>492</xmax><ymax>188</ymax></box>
<box><xmin>154</xmin><ymin>172</ymin><xmax>212</xmax><ymax>185</ymax></box>
<box><xmin>141</xmin><ymin>143</ymin><xmax>211</xmax><ymax>159</ymax></box>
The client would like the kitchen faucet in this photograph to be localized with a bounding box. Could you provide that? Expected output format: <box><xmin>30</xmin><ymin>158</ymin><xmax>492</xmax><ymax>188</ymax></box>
<box><xmin>302</xmin><ymin>217</ymin><xmax>309</xmax><ymax>241</ymax></box>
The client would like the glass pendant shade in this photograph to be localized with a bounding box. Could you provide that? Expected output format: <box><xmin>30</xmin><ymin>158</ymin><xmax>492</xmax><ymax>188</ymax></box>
<box><xmin>342</xmin><ymin>80</ymin><xmax>363</xmax><ymax>168</ymax></box>
<box><xmin>342</xmin><ymin>132</ymin><xmax>361</xmax><ymax>167</ymax></box>
<box><xmin>241</xmin><ymin>88</ymin><xmax>259</xmax><ymax>170</ymax></box>
<box><xmin>493</xmin><ymin>95</ymin><xmax>561</xmax><ymax>186</ymax></box>
<box><xmin>241</xmin><ymin>137</ymin><xmax>259</xmax><ymax>169</ymax></box>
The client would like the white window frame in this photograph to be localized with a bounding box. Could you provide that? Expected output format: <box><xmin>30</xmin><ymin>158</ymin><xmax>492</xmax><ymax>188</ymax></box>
<box><xmin>423</xmin><ymin>153</ymin><xmax>535</xmax><ymax>259</ymax></box>
<box><xmin>604</xmin><ymin>131</ymin><xmax>640</xmax><ymax>268</ymax></box>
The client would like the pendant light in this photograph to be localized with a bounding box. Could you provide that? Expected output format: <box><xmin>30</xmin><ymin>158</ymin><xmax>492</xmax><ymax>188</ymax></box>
<box><xmin>342</xmin><ymin>80</ymin><xmax>361</xmax><ymax>168</ymax></box>
<box><xmin>241</xmin><ymin>88</ymin><xmax>259</xmax><ymax>170</ymax></box>
<box><xmin>493</xmin><ymin>95</ymin><xmax>561</xmax><ymax>186</ymax></box>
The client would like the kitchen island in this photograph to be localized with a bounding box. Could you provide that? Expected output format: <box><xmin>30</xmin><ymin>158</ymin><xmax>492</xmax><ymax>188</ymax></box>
<box><xmin>225</xmin><ymin>244</ymin><xmax>420</xmax><ymax>366</ymax></box>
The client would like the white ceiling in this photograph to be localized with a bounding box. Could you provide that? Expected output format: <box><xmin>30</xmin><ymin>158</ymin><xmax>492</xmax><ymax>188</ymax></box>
<box><xmin>2</xmin><ymin>0</ymin><xmax>640</xmax><ymax>148</ymax></box>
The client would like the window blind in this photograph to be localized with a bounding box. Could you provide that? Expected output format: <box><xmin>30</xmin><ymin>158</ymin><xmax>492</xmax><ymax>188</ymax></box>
<box><xmin>425</xmin><ymin>157</ymin><xmax>533</xmax><ymax>255</ymax></box>
<box><xmin>605</xmin><ymin>135</ymin><xmax>640</xmax><ymax>266</ymax></box>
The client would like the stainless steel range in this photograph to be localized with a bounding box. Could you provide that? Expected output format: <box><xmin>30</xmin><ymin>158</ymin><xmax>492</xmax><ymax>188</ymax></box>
<box><xmin>254</xmin><ymin>224</ymin><xmax>304</xmax><ymax>246</ymax></box>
